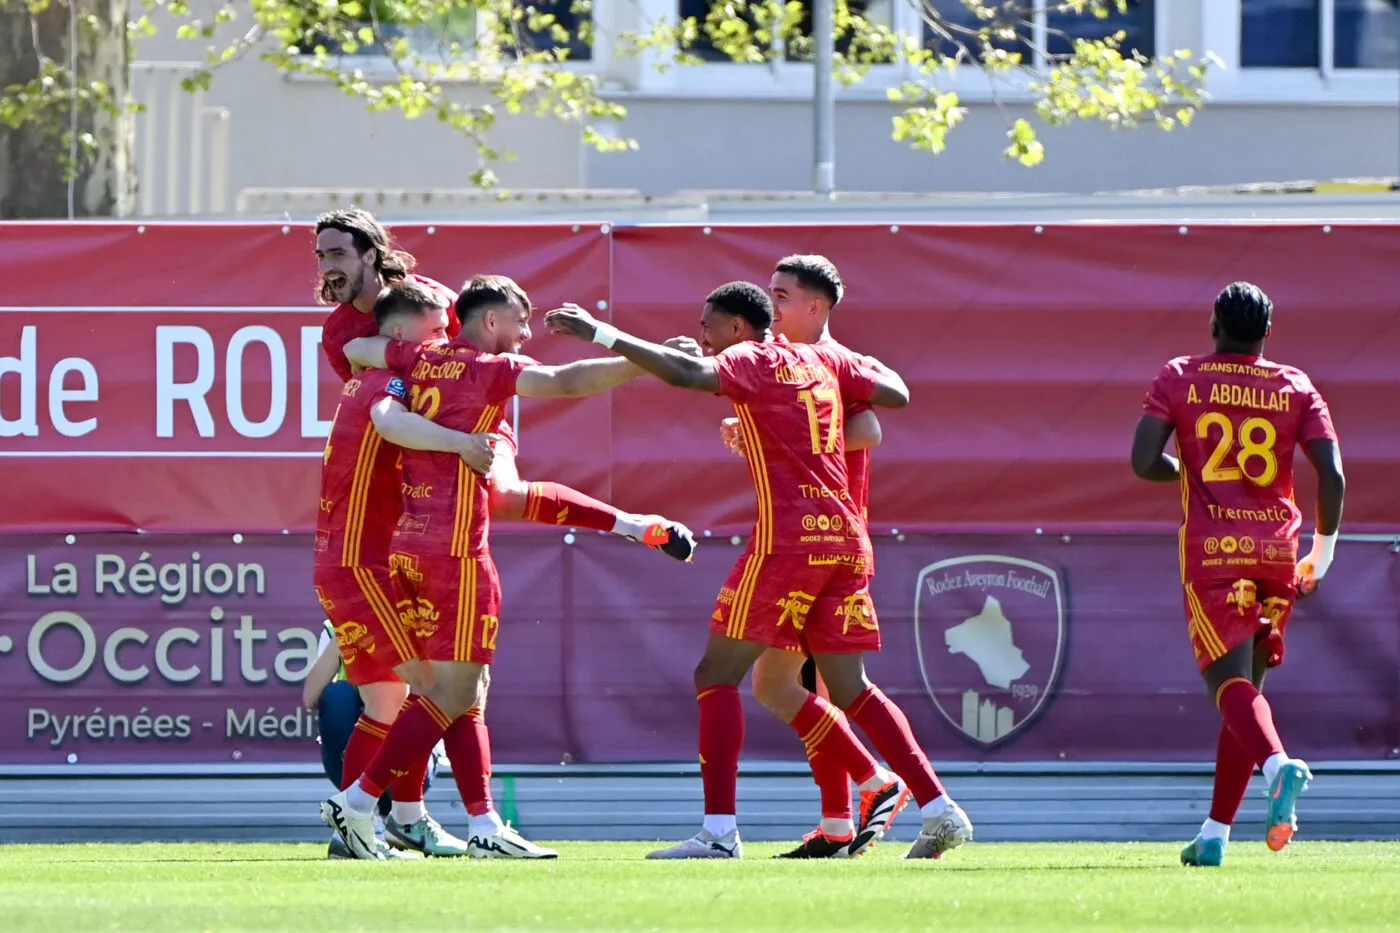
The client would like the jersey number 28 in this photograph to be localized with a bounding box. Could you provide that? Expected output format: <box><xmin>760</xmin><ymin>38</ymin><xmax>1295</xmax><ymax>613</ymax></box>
<box><xmin>1195</xmin><ymin>412</ymin><xmax>1279</xmax><ymax>487</ymax></box>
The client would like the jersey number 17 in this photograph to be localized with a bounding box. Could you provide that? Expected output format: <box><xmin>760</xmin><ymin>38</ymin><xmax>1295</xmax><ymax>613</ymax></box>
<box><xmin>799</xmin><ymin>388</ymin><xmax>841</xmax><ymax>455</ymax></box>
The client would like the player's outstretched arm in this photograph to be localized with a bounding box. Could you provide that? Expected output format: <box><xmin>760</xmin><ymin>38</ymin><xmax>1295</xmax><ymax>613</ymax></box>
<box><xmin>1130</xmin><ymin>415</ymin><xmax>1181</xmax><ymax>482</ymax></box>
<box><xmin>544</xmin><ymin>304</ymin><xmax>720</xmax><ymax>393</ymax></box>
<box><xmin>514</xmin><ymin>356</ymin><xmax>646</xmax><ymax>399</ymax></box>
<box><xmin>370</xmin><ymin>398</ymin><xmax>501</xmax><ymax>474</ymax></box>
<box><xmin>342</xmin><ymin>336</ymin><xmax>391</xmax><ymax>370</ymax></box>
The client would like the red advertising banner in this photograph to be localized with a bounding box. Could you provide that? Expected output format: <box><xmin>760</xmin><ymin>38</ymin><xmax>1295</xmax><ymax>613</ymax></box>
<box><xmin>2</xmin><ymin>533</ymin><xmax>1396</xmax><ymax>766</ymax></box>
<box><xmin>2</xmin><ymin>222</ymin><xmax>1398</xmax><ymax>535</ymax></box>
<box><xmin>2</xmin><ymin>221</ymin><xmax>1397</xmax><ymax>768</ymax></box>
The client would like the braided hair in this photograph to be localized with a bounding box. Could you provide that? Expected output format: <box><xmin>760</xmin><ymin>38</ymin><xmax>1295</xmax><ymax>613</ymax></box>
<box><xmin>1214</xmin><ymin>281</ymin><xmax>1272</xmax><ymax>344</ymax></box>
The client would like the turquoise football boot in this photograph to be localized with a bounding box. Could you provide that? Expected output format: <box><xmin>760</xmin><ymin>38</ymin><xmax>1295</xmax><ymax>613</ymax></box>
<box><xmin>1180</xmin><ymin>835</ymin><xmax>1226</xmax><ymax>867</ymax></box>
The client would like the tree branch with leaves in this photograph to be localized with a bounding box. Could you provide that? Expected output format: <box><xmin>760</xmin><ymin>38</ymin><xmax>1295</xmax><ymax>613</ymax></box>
<box><xmin>0</xmin><ymin>0</ymin><xmax>1217</xmax><ymax>216</ymax></box>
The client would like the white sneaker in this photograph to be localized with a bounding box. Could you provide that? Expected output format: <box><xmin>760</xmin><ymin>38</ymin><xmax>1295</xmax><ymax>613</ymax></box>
<box><xmin>646</xmin><ymin>828</ymin><xmax>742</xmax><ymax>859</ymax></box>
<box><xmin>467</xmin><ymin>822</ymin><xmax>559</xmax><ymax>859</ymax></box>
<box><xmin>320</xmin><ymin>791</ymin><xmax>384</xmax><ymax>861</ymax></box>
<box><xmin>376</xmin><ymin>838</ymin><xmax>421</xmax><ymax>860</ymax></box>
<box><xmin>902</xmin><ymin>801</ymin><xmax>973</xmax><ymax>860</ymax></box>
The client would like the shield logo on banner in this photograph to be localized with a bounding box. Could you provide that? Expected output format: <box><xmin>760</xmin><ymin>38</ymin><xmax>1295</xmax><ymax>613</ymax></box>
<box><xmin>913</xmin><ymin>555</ymin><xmax>1066</xmax><ymax>748</ymax></box>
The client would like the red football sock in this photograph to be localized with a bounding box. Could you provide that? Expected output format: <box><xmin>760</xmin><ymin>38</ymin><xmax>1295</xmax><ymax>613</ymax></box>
<box><xmin>523</xmin><ymin>481</ymin><xmax>618</xmax><ymax>531</ymax></box>
<box><xmin>442</xmin><ymin>706</ymin><xmax>493</xmax><ymax>816</ymax></box>
<box><xmin>390</xmin><ymin>753</ymin><xmax>430</xmax><ymax>803</ymax></box>
<box><xmin>810</xmin><ymin>751</ymin><xmax>854</xmax><ymax>821</ymax></box>
<box><xmin>791</xmin><ymin>694</ymin><xmax>878</xmax><ymax>794</ymax></box>
<box><xmin>1208</xmin><ymin>721</ymin><xmax>1256</xmax><ymax>825</ymax></box>
<box><xmin>340</xmin><ymin>715</ymin><xmax>390</xmax><ymax>790</ymax></box>
<box><xmin>846</xmin><ymin>686</ymin><xmax>945</xmax><ymax>807</ymax></box>
<box><xmin>386</xmin><ymin>697</ymin><xmax>428</xmax><ymax>802</ymax></box>
<box><xmin>357</xmin><ymin>696</ymin><xmax>453</xmax><ymax>798</ymax></box>
<box><xmin>1216</xmin><ymin>677</ymin><xmax>1286</xmax><ymax>766</ymax></box>
<box><xmin>697</xmin><ymin>685</ymin><xmax>744</xmax><ymax>816</ymax></box>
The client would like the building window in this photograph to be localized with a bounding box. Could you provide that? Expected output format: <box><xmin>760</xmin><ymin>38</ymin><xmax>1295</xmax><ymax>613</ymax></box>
<box><xmin>921</xmin><ymin>0</ymin><xmax>1154</xmax><ymax>67</ymax></box>
<box><xmin>1241</xmin><ymin>0</ymin><xmax>1398</xmax><ymax>69</ymax></box>
<box><xmin>676</xmin><ymin>0</ymin><xmax>754</xmax><ymax>61</ymax></box>
<box><xmin>922</xmin><ymin>0</ymin><xmax>1032</xmax><ymax>64</ymax></box>
<box><xmin>783</xmin><ymin>0</ymin><xmax>896</xmax><ymax>63</ymax></box>
<box><xmin>292</xmin><ymin>0</ymin><xmax>592</xmax><ymax>62</ymax></box>
<box><xmin>510</xmin><ymin>0</ymin><xmax>594</xmax><ymax>62</ymax></box>
<box><xmin>1335</xmin><ymin>0</ymin><xmax>1399</xmax><ymax>68</ymax></box>
<box><xmin>675</xmin><ymin>0</ymin><xmax>896</xmax><ymax>63</ymax></box>
<box><xmin>1045</xmin><ymin>0</ymin><xmax>1154</xmax><ymax>59</ymax></box>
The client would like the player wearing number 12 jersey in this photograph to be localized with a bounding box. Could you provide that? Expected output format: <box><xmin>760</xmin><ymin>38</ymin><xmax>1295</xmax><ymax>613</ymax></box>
<box><xmin>1132</xmin><ymin>282</ymin><xmax>1346</xmax><ymax>867</ymax></box>
<box><xmin>314</xmin><ymin>210</ymin><xmax>693</xmax><ymax>561</ymax></box>
<box><xmin>321</xmin><ymin>276</ymin><xmax>671</xmax><ymax>860</ymax></box>
<box><xmin>546</xmin><ymin>282</ymin><xmax>973</xmax><ymax>861</ymax></box>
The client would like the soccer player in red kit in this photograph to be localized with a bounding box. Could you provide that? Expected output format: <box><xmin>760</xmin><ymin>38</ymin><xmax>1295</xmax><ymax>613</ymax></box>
<box><xmin>718</xmin><ymin>255</ymin><xmax>905</xmax><ymax>859</ymax></box>
<box><xmin>1132</xmin><ymin>281</ymin><xmax>1346</xmax><ymax>866</ymax></box>
<box><xmin>546</xmin><ymin>282</ymin><xmax>974</xmax><ymax>861</ymax></box>
<box><xmin>315</xmin><ymin>281</ymin><xmax>502</xmax><ymax>859</ymax></box>
<box><xmin>314</xmin><ymin>208</ymin><xmax>694</xmax><ymax>554</ymax></box>
<box><xmin>320</xmin><ymin>275</ymin><xmax>666</xmax><ymax>860</ymax></box>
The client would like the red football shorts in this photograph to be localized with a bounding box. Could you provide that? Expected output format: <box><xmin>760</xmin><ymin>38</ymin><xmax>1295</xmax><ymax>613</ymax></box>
<box><xmin>388</xmin><ymin>551</ymin><xmax>504</xmax><ymax>665</ymax></box>
<box><xmin>711</xmin><ymin>549</ymin><xmax>879</xmax><ymax>655</ymax></box>
<box><xmin>313</xmin><ymin>564</ymin><xmax>411</xmax><ymax>686</ymax></box>
<box><xmin>1182</xmin><ymin>575</ymin><xmax>1295</xmax><ymax>674</ymax></box>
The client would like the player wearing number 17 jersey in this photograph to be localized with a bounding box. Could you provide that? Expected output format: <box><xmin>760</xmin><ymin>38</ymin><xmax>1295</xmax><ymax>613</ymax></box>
<box><xmin>545</xmin><ymin>282</ymin><xmax>972</xmax><ymax>862</ymax></box>
<box><xmin>1132</xmin><ymin>282</ymin><xmax>1346</xmax><ymax>867</ymax></box>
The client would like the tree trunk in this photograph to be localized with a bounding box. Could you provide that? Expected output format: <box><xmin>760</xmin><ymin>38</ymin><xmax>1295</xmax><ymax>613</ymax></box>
<box><xmin>0</xmin><ymin>0</ymin><xmax>134</xmax><ymax>218</ymax></box>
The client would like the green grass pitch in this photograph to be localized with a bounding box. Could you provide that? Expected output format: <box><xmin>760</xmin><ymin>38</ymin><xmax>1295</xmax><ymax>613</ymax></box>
<box><xmin>3</xmin><ymin>841</ymin><xmax>1399</xmax><ymax>932</ymax></box>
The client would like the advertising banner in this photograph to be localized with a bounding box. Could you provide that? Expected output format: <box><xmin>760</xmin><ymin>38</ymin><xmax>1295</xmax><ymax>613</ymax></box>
<box><xmin>3</xmin><ymin>533</ymin><xmax>1395</xmax><ymax>766</ymax></box>
<box><xmin>3</xmin><ymin>222</ymin><xmax>1398</xmax><ymax>536</ymax></box>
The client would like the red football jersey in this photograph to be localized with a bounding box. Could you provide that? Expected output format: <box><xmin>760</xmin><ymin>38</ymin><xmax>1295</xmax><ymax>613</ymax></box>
<box><xmin>319</xmin><ymin>274</ymin><xmax>518</xmax><ymax>452</ymax></box>
<box><xmin>815</xmin><ymin>334</ymin><xmax>872</xmax><ymax>519</ymax></box>
<box><xmin>319</xmin><ymin>274</ymin><xmax>460</xmax><ymax>383</ymax></box>
<box><xmin>314</xmin><ymin>369</ymin><xmax>409</xmax><ymax>569</ymax></box>
<box><xmin>1143</xmin><ymin>352</ymin><xmax>1337</xmax><ymax>581</ymax></box>
<box><xmin>383</xmin><ymin>338</ymin><xmax>535</xmax><ymax>558</ymax></box>
<box><xmin>714</xmin><ymin>337</ymin><xmax>879</xmax><ymax>559</ymax></box>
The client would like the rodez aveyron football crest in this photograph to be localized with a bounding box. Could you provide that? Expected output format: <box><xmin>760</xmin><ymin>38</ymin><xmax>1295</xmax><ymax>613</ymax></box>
<box><xmin>914</xmin><ymin>555</ymin><xmax>1067</xmax><ymax>748</ymax></box>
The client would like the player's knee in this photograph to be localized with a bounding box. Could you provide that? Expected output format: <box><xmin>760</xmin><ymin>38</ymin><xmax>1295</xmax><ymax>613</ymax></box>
<box><xmin>751</xmin><ymin>676</ymin><xmax>808</xmax><ymax>723</ymax></box>
<box><xmin>693</xmin><ymin>655</ymin><xmax>742</xmax><ymax>691</ymax></box>
<box><xmin>359</xmin><ymin>681</ymin><xmax>409</xmax><ymax>722</ymax></box>
<box><xmin>813</xmin><ymin>660</ymin><xmax>869</xmax><ymax>710</ymax></box>
<box><xmin>751</xmin><ymin>654</ymin><xmax>807</xmax><ymax>715</ymax></box>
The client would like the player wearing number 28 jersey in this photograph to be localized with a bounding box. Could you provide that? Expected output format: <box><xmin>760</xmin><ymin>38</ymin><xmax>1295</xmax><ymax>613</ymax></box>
<box><xmin>1132</xmin><ymin>281</ymin><xmax>1346</xmax><ymax>869</ymax></box>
